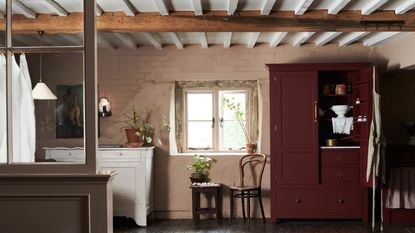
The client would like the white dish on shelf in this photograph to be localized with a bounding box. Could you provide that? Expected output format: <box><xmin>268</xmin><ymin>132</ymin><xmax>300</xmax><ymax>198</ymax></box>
<box><xmin>331</xmin><ymin>105</ymin><xmax>352</xmax><ymax>118</ymax></box>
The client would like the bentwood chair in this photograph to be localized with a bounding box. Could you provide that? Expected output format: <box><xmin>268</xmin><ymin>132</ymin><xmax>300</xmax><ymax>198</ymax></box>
<box><xmin>229</xmin><ymin>153</ymin><xmax>267</xmax><ymax>226</ymax></box>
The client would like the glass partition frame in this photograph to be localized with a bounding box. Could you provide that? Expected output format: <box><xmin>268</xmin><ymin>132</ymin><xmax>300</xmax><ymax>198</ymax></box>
<box><xmin>0</xmin><ymin>0</ymin><xmax>97</xmax><ymax>173</ymax></box>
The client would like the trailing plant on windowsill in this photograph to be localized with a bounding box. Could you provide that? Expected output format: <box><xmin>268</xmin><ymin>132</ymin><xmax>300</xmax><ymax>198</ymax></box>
<box><xmin>223</xmin><ymin>97</ymin><xmax>254</xmax><ymax>143</ymax></box>
<box><xmin>223</xmin><ymin>97</ymin><xmax>256</xmax><ymax>154</ymax></box>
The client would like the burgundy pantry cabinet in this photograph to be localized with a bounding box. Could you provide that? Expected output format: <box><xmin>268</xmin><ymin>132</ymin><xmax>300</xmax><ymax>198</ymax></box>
<box><xmin>267</xmin><ymin>63</ymin><xmax>373</xmax><ymax>221</ymax></box>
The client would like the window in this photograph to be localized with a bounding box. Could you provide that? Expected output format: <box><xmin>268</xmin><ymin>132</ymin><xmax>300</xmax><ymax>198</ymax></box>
<box><xmin>184</xmin><ymin>89</ymin><xmax>250</xmax><ymax>152</ymax></box>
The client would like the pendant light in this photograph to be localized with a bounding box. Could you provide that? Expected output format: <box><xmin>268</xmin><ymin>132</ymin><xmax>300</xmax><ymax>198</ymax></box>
<box><xmin>32</xmin><ymin>31</ymin><xmax>57</xmax><ymax>100</ymax></box>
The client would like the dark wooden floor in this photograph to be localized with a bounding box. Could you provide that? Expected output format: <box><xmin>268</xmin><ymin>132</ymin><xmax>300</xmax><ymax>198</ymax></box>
<box><xmin>114</xmin><ymin>218</ymin><xmax>415</xmax><ymax>233</ymax></box>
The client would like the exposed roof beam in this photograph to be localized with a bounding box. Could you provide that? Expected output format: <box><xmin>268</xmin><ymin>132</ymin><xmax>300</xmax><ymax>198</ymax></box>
<box><xmin>395</xmin><ymin>0</ymin><xmax>415</xmax><ymax>14</ymax></box>
<box><xmin>361</xmin><ymin>0</ymin><xmax>388</xmax><ymax>15</ymax></box>
<box><xmin>292</xmin><ymin>32</ymin><xmax>315</xmax><ymax>47</ymax></box>
<box><xmin>98</xmin><ymin>34</ymin><xmax>116</xmax><ymax>49</ymax></box>
<box><xmin>154</xmin><ymin>0</ymin><xmax>169</xmax><ymax>16</ymax></box>
<box><xmin>260</xmin><ymin>0</ymin><xmax>277</xmax><ymax>15</ymax></box>
<box><xmin>6</xmin><ymin>11</ymin><xmax>415</xmax><ymax>33</ymax></box>
<box><xmin>119</xmin><ymin>0</ymin><xmax>137</xmax><ymax>16</ymax></box>
<box><xmin>227</xmin><ymin>0</ymin><xmax>238</xmax><ymax>15</ymax></box>
<box><xmin>224</xmin><ymin>32</ymin><xmax>232</xmax><ymax>48</ymax></box>
<box><xmin>191</xmin><ymin>0</ymin><xmax>203</xmax><ymax>16</ymax></box>
<box><xmin>270</xmin><ymin>32</ymin><xmax>288</xmax><ymax>47</ymax></box>
<box><xmin>315</xmin><ymin>32</ymin><xmax>342</xmax><ymax>46</ymax></box>
<box><xmin>328</xmin><ymin>0</ymin><xmax>351</xmax><ymax>14</ymax></box>
<box><xmin>42</xmin><ymin>0</ymin><xmax>68</xmax><ymax>16</ymax></box>
<box><xmin>168</xmin><ymin>32</ymin><xmax>183</xmax><ymax>49</ymax></box>
<box><xmin>113</xmin><ymin>33</ymin><xmax>137</xmax><ymax>48</ymax></box>
<box><xmin>143</xmin><ymin>32</ymin><xmax>162</xmax><ymax>49</ymax></box>
<box><xmin>13</xmin><ymin>0</ymin><xmax>36</xmax><ymax>19</ymax></box>
<box><xmin>200</xmin><ymin>32</ymin><xmax>208</xmax><ymax>49</ymax></box>
<box><xmin>247</xmin><ymin>32</ymin><xmax>261</xmax><ymax>48</ymax></box>
<box><xmin>295</xmin><ymin>0</ymin><xmax>314</xmax><ymax>15</ymax></box>
<box><xmin>363</xmin><ymin>32</ymin><xmax>400</xmax><ymax>46</ymax></box>
<box><xmin>96</xmin><ymin>4</ymin><xmax>103</xmax><ymax>16</ymax></box>
<box><xmin>338</xmin><ymin>32</ymin><xmax>370</xmax><ymax>46</ymax></box>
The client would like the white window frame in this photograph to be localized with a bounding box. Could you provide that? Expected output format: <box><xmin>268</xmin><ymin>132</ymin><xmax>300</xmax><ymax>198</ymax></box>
<box><xmin>183</xmin><ymin>88</ymin><xmax>250</xmax><ymax>153</ymax></box>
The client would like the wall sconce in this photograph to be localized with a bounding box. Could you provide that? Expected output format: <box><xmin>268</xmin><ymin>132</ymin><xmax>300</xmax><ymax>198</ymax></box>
<box><xmin>98</xmin><ymin>97</ymin><xmax>112</xmax><ymax>117</ymax></box>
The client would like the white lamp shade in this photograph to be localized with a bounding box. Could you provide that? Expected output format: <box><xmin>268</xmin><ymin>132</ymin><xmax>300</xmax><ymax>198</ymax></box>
<box><xmin>32</xmin><ymin>81</ymin><xmax>57</xmax><ymax>100</ymax></box>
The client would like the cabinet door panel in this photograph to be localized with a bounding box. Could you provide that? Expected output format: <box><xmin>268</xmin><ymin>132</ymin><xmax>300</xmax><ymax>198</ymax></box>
<box><xmin>281</xmin><ymin>152</ymin><xmax>315</xmax><ymax>183</ymax></box>
<box><xmin>273</xmin><ymin>72</ymin><xmax>318</xmax><ymax>184</ymax></box>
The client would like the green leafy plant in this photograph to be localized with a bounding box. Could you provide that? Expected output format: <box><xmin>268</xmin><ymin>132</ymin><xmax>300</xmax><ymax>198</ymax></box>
<box><xmin>186</xmin><ymin>155</ymin><xmax>214</xmax><ymax>178</ymax></box>
<box><xmin>223</xmin><ymin>97</ymin><xmax>253</xmax><ymax>143</ymax></box>
<box><xmin>123</xmin><ymin>106</ymin><xmax>170</xmax><ymax>145</ymax></box>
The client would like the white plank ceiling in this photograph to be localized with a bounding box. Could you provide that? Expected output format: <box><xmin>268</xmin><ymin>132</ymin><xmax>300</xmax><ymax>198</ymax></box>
<box><xmin>3</xmin><ymin>0</ymin><xmax>415</xmax><ymax>49</ymax></box>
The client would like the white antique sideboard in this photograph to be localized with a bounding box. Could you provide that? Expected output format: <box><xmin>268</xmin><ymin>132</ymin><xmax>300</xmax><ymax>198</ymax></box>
<box><xmin>44</xmin><ymin>147</ymin><xmax>154</xmax><ymax>226</ymax></box>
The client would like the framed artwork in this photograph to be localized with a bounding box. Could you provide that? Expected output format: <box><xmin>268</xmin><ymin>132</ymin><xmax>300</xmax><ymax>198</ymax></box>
<box><xmin>56</xmin><ymin>84</ymin><xmax>84</xmax><ymax>138</ymax></box>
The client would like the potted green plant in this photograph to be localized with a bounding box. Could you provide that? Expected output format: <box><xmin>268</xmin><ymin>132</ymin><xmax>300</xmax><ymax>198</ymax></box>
<box><xmin>123</xmin><ymin>106</ymin><xmax>144</xmax><ymax>147</ymax></box>
<box><xmin>123</xmin><ymin>106</ymin><xmax>169</xmax><ymax>147</ymax></box>
<box><xmin>223</xmin><ymin>97</ymin><xmax>256</xmax><ymax>154</ymax></box>
<box><xmin>186</xmin><ymin>155</ymin><xmax>214</xmax><ymax>183</ymax></box>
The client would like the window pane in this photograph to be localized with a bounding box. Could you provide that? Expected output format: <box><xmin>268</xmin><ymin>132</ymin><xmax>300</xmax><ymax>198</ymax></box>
<box><xmin>221</xmin><ymin>120</ymin><xmax>245</xmax><ymax>150</ymax></box>
<box><xmin>222</xmin><ymin>92</ymin><xmax>246</xmax><ymax>120</ymax></box>
<box><xmin>187</xmin><ymin>93</ymin><xmax>212</xmax><ymax>120</ymax></box>
<box><xmin>12</xmin><ymin>53</ymin><xmax>85</xmax><ymax>164</ymax></box>
<box><xmin>187</xmin><ymin>121</ymin><xmax>212</xmax><ymax>149</ymax></box>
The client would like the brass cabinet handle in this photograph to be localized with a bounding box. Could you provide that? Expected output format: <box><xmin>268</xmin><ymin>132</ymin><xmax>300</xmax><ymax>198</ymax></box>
<box><xmin>337</xmin><ymin>173</ymin><xmax>343</xmax><ymax>179</ymax></box>
<box><xmin>314</xmin><ymin>101</ymin><xmax>318</xmax><ymax>122</ymax></box>
<box><xmin>339</xmin><ymin>199</ymin><xmax>344</xmax><ymax>204</ymax></box>
<box><xmin>296</xmin><ymin>198</ymin><xmax>301</xmax><ymax>204</ymax></box>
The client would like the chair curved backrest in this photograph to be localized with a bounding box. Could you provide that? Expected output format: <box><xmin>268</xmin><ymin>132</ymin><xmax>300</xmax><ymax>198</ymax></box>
<box><xmin>239</xmin><ymin>153</ymin><xmax>267</xmax><ymax>187</ymax></box>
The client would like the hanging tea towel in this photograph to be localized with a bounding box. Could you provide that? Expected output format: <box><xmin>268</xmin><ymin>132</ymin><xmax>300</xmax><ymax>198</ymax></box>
<box><xmin>332</xmin><ymin>117</ymin><xmax>353</xmax><ymax>134</ymax></box>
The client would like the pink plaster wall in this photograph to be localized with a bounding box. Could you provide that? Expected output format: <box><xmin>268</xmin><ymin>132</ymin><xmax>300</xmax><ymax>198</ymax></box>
<box><xmin>33</xmin><ymin>43</ymin><xmax>385</xmax><ymax>218</ymax></box>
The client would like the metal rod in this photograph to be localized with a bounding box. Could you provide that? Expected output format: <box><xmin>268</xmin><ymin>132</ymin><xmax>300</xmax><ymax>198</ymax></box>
<box><xmin>6</xmin><ymin>45</ymin><xmax>84</xmax><ymax>52</ymax></box>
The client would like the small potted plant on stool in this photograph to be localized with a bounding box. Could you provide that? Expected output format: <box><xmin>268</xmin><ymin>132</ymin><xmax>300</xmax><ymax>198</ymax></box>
<box><xmin>187</xmin><ymin>155</ymin><xmax>214</xmax><ymax>184</ymax></box>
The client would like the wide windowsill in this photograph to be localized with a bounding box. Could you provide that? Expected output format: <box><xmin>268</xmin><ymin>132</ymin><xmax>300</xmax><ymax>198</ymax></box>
<box><xmin>171</xmin><ymin>152</ymin><xmax>247</xmax><ymax>156</ymax></box>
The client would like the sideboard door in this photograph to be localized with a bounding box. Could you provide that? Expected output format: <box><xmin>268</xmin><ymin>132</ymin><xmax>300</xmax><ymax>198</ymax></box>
<box><xmin>271</xmin><ymin>71</ymin><xmax>319</xmax><ymax>185</ymax></box>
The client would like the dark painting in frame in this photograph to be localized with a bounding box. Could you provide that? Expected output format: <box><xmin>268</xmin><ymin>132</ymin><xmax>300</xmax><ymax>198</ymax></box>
<box><xmin>56</xmin><ymin>84</ymin><xmax>84</xmax><ymax>138</ymax></box>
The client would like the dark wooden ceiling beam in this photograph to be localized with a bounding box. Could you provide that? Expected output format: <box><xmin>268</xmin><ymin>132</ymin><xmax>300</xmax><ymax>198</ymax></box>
<box><xmin>3</xmin><ymin>10</ymin><xmax>415</xmax><ymax>34</ymax></box>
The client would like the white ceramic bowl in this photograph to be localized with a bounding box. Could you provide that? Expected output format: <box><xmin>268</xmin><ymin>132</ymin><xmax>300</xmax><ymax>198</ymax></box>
<box><xmin>331</xmin><ymin>105</ymin><xmax>351</xmax><ymax>118</ymax></box>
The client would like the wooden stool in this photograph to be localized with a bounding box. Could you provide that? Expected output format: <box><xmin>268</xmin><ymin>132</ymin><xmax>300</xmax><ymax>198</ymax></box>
<box><xmin>190</xmin><ymin>184</ymin><xmax>222</xmax><ymax>222</ymax></box>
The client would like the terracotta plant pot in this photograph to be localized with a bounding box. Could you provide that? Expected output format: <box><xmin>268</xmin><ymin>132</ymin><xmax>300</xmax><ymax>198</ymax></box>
<box><xmin>246</xmin><ymin>143</ymin><xmax>257</xmax><ymax>154</ymax></box>
<box><xmin>125</xmin><ymin>128</ymin><xmax>139</xmax><ymax>143</ymax></box>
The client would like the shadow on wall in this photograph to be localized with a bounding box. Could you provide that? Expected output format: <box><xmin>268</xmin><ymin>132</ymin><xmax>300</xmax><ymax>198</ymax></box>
<box><xmin>99</xmin><ymin>80</ymin><xmax>173</xmax><ymax>217</ymax></box>
<box><xmin>380</xmin><ymin>69</ymin><xmax>415</xmax><ymax>144</ymax></box>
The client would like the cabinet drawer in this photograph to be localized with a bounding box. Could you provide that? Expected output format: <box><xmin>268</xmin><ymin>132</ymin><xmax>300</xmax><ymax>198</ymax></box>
<box><xmin>276</xmin><ymin>189</ymin><xmax>362</xmax><ymax>213</ymax></box>
<box><xmin>99</xmin><ymin>150</ymin><xmax>141</xmax><ymax>160</ymax></box>
<box><xmin>321</xmin><ymin>149</ymin><xmax>359</xmax><ymax>166</ymax></box>
<box><xmin>321</xmin><ymin>167</ymin><xmax>360</xmax><ymax>184</ymax></box>
<box><xmin>45</xmin><ymin>150</ymin><xmax>84</xmax><ymax>161</ymax></box>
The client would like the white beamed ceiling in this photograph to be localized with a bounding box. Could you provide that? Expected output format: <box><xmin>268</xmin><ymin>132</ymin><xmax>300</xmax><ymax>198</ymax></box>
<box><xmin>4</xmin><ymin>0</ymin><xmax>415</xmax><ymax>49</ymax></box>
<box><xmin>10</xmin><ymin>0</ymin><xmax>411</xmax><ymax>14</ymax></box>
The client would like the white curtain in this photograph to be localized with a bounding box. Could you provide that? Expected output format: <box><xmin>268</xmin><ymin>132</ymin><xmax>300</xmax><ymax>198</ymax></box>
<box><xmin>0</xmin><ymin>54</ymin><xmax>35</xmax><ymax>163</ymax></box>
<box><xmin>18</xmin><ymin>54</ymin><xmax>36</xmax><ymax>163</ymax></box>
<box><xmin>0</xmin><ymin>54</ymin><xmax>6</xmax><ymax>163</ymax></box>
<box><xmin>257</xmin><ymin>79</ymin><xmax>269</xmax><ymax>155</ymax></box>
<box><xmin>169</xmin><ymin>83</ymin><xmax>178</xmax><ymax>154</ymax></box>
